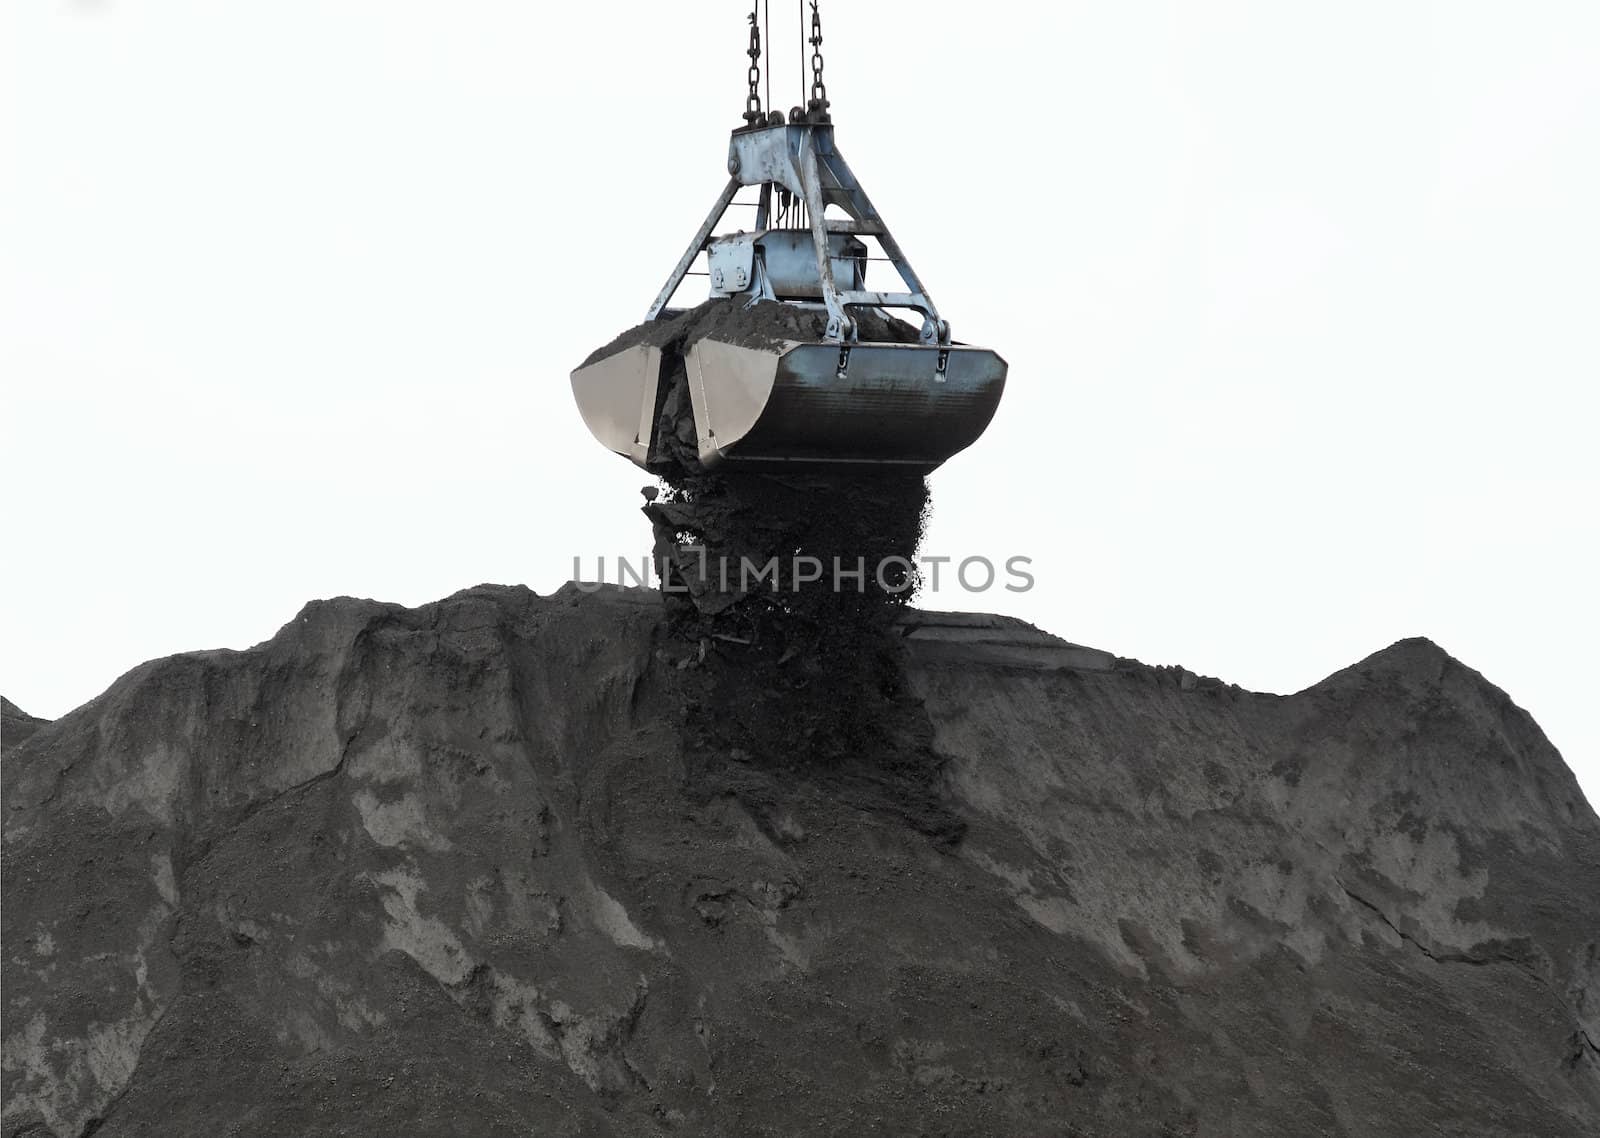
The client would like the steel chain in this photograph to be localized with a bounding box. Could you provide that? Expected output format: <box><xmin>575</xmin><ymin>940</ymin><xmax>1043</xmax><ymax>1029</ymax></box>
<box><xmin>745</xmin><ymin>8</ymin><xmax>764</xmax><ymax>124</ymax></box>
<box><xmin>808</xmin><ymin>1</ymin><xmax>828</xmax><ymax>115</ymax></box>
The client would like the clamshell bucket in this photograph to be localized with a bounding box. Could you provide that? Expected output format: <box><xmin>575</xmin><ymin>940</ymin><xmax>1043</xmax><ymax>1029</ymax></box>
<box><xmin>571</xmin><ymin>334</ymin><xmax>1005</xmax><ymax>472</ymax></box>
<box><xmin>572</xmin><ymin>118</ymin><xmax>1009</xmax><ymax>473</ymax></box>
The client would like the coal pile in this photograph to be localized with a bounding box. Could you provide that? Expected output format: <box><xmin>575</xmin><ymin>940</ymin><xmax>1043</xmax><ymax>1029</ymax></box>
<box><xmin>1</xmin><ymin>697</ymin><xmax>46</xmax><ymax>749</ymax></box>
<box><xmin>5</xmin><ymin>587</ymin><xmax>1599</xmax><ymax>1137</ymax></box>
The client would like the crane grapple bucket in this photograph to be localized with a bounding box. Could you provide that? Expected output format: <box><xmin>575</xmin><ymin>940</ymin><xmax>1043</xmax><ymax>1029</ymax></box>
<box><xmin>571</xmin><ymin>331</ymin><xmax>1005</xmax><ymax>471</ymax></box>
<box><xmin>571</xmin><ymin>70</ymin><xmax>1009</xmax><ymax>475</ymax></box>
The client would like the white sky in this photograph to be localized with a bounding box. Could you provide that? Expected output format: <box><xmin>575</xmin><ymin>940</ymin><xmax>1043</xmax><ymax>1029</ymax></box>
<box><xmin>3</xmin><ymin>2</ymin><xmax>1596</xmax><ymax>804</ymax></box>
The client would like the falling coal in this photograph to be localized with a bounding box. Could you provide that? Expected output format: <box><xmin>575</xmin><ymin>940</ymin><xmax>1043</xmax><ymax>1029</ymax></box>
<box><xmin>584</xmin><ymin>300</ymin><xmax>954</xmax><ymax>824</ymax></box>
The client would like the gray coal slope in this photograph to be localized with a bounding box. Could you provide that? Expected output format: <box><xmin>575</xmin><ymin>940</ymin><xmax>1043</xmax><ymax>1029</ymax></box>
<box><xmin>1</xmin><ymin>698</ymin><xmax>47</xmax><ymax>750</ymax></box>
<box><xmin>3</xmin><ymin>585</ymin><xmax>1598</xmax><ymax>1136</ymax></box>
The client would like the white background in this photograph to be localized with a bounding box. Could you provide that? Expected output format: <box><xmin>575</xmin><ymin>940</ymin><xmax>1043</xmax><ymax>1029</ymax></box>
<box><xmin>3</xmin><ymin>1</ymin><xmax>1596</xmax><ymax>803</ymax></box>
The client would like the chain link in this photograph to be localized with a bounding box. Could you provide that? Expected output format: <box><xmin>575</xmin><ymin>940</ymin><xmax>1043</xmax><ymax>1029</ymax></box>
<box><xmin>744</xmin><ymin>7</ymin><xmax>764</xmax><ymax>125</ymax></box>
<box><xmin>808</xmin><ymin>1</ymin><xmax>829</xmax><ymax>117</ymax></box>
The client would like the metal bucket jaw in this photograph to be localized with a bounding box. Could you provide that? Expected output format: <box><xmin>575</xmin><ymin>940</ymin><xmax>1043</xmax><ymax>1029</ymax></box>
<box><xmin>569</xmin><ymin>343</ymin><xmax>663</xmax><ymax>467</ymax></box>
